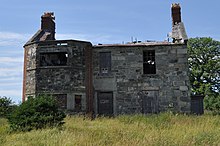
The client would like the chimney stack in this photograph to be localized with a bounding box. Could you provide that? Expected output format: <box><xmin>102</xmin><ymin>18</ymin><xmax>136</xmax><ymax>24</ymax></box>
<box><xmin>170</xmin><ymin>3</ymin><xmax>188</xmax><ymax>43</ymax></box>
<box><xmin>41</xmin><ymin>12</ymin><xmax>55</xmax><ymax>40</ymax></box>
<box><xmin>171</xmin><ymin>3</ymin><xmax>181</xmax><ymax>26</ymax></box>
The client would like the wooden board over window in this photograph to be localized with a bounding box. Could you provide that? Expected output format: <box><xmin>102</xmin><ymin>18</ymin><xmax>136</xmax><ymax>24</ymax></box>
<box><xmin>99</xmin><ymin>52</ymin><xmax>111</xmax><ymax>75</ymax></box>
<box><xmin>53</xmin><ymin>94</ymin><xmax>67</xmax><ymax>109</ymax></box>
<box><xmin>75</xmin><ymin>95</ymin><xmax>82</xmax><ymax>111</ymax></box>
<box><xmin>97</xmin><ymin>92</ymin><xmax>113</xmax><ymax>116</ymax></box>
<box><xmin>142</xmin><ymin>91</ymin><xmax>158</xmax><ymax>114</ymax></box>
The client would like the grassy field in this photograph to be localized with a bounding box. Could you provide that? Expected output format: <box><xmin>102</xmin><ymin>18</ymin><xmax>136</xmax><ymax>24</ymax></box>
<box><xmin>1</xmin><ymin>113</ymin><xmax>220</xmax><ymax>146</ymax></box>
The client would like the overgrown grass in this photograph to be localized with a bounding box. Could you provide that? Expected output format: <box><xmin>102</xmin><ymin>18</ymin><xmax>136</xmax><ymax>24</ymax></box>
<box><xmin>0</xmin><ymin>118</ymin><xmax>10</xmax><ymax>145</ymax></box>
<box><xmin>1</xmin><ymin>113</ymin><xmax>220</xmax><ymax>145</ymax></box>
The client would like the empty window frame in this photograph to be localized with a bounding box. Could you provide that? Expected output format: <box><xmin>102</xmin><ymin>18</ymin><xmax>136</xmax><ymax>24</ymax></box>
<box><xmin>40</xmin><ymin>52</ymin><xmax>68</xmax><ymax>66</ymax></box>
<box><xmin>99</xmin><ymin>52</ymin><xmax>111</xmax><ymax>74</ymax></box>
<box><xmin>75</xmin><ymin>95</ymin><xmax>82</xmax><ymax>111</ymax></box>
<box><xmin>143</xmin><ymin>50</ymin><xmax>156</xmax><ymax>74</ymax></box>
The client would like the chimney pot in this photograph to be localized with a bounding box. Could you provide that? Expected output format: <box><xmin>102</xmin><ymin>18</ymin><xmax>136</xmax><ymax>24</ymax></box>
<box><xmin>42</xmin><ymin>12</ymin><xmax>55</xmax><ymax>20</ymax></box>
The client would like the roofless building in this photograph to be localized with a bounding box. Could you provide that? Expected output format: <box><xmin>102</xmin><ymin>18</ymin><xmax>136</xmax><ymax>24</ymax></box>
<box><xmin>23</xmin><ymin>4</ymin><xmax>190</xmax><ymax>116</ymax></box>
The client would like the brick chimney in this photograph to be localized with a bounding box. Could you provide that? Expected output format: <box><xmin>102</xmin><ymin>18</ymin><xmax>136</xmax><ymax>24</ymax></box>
<box><xmin>41</xmin><ymin>12</ymin><xmax>55</xmax><ymax>40</ymax></box>
<box><xmin>171</xmin><ymin>3</ymin><xmax>181</xmax><ymax>26</ymax></box>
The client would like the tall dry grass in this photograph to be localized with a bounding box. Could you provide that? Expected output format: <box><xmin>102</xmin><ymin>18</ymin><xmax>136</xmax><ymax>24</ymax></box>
<box><xmin>1</xmin><ymin>113</ymin><xmax>220</xmax><ymax>146</ymax></box>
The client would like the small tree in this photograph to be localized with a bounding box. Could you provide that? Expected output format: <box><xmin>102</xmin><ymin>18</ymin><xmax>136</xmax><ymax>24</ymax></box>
<box><xmin>187</xmin><ymin>37</ymin><xmax>220</xmax><ymax>112</ymax></box>
<box><xmin>187</xmin><ymin>37</ymin><xmax>220</xmax><ymax>96</ymax></box>
<box><xmin>0</xmin><ymin>96</ymin><xmax>15</xmax><ymax>117</ymax></box>
<box><xmin>7</xmin><ymin>95</ymin><xmax>66</xmax><ymax>132</ymax></box>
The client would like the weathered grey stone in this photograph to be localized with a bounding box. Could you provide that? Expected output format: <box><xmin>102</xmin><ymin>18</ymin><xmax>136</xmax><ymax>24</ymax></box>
<box><xmin>142</xmin><ymin>86</ymin><xmax>159</xmax><ymax>91</ymax></box>
<box><xmin>173</xmin><ymin>81</ymin><xmax>185</xmax><ymax>86</ymax></box>
<box><xmin>93</xmin><ymin>77</ymin><xmax>117</xmax><ymax>91</ymax></box>
<box><xmin>112</xmin><ymin>56</ymin><xmax>125</xmax><ymax>61</ymax></box>
<box><xmin>179</xmin><ymin>86</ymin><xmax>188</xmax><ymax>91</ymax></box>
<box><xmin>169</xmin><ymin>59</ymin><xmax>178</xmax><ymax>63</ymax></box>
<box><xmin>177</xmin><ymin>48</ymin><xmax>187</xmax><ymax>54</ymax></box>
<box><xmin>173</xmin><ymin>90</ymin><xmax>181</xmax><ymax>97</ymax></box>
<box><xmin>180</xmin><ymin>106</ymin><xmax>190</xmax><ymax>113</ymax></box>
<box><xmin>170</xmin><ymin>48</ymin><xmax>177</xmax><ymax>54</ymax></box>
<box><xmin>178</xmin><ymin>58</ymin><xmax>188</xmax><ymax>63</ymax></box>
<box><xmin>180</xmin><ymin>96</ymin><xmax>190</xmax><ymax>102</ymax></box>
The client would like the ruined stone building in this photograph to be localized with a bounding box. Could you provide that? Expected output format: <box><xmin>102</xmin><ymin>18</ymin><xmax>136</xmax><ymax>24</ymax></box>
<box><xmin>23</xmin><ymin>3</ymin><xmax>190</xmax><ymax>116</ymax></box>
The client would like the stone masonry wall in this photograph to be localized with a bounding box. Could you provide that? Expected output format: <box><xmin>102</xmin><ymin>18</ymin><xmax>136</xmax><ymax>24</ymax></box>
<box><xmin>24</xmin><ymin>44</ymin><xmax>38</xmax><ymax>97</ymax></box>
<box><xmin>36</xmin><ymin>43</ymin><xmax>85</xmax><ymax>93</ymax></box>
<box><xmin>24</xmin><ymin>40</ymin><xmax>91</xmax><ymax>111</ymax></box>
<box><xmin>93</xmin><ymin>44</ymin><xmax>191</xmax><ymax>115</ymax></box>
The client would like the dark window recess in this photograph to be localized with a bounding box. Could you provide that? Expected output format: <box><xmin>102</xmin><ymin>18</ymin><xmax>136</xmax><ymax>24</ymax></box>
<box><xmin>40</xmin><ymin>52</ymin><xmax>68</xmax><ymax>66</ymax></box>
<box><xmin>99</xmin><ymin>52</ymin><xmax>111</xmax><ymax>74</ymax></box>
<box><xmin>143</xmin><ymin>50</ymin><xmax>156</xmax><ymax>74</ymax></box>
<box><xmin>75</xmin><ymin>95</ymin><xmax>82</xmax><ymax>111</ymax></box>
<box><xmin>54</xmin><ymin>94</ymin><xmax>67</xmax><ymax>109</ymax></box>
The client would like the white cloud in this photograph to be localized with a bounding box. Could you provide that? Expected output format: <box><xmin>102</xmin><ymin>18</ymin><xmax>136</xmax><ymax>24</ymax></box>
<box><xmin>0</xmin><ymin>90</ymin><xmax>21</xmax><ymax>97</ymax></box>
<box><xmin>56</xmin><ymin>33</ymin><xmax>122</xmax><ymax>44</ymax></box>
<box><xmin>0</xmin><ymin>76</ymin><xmax>21</xmax><ymax>81</ymax></box>
<box><xmin>0</xmin><ymin>57</ymin><xmax>23</xmax><ymax>63</ymax></box>
<box><xmin>0</xmin><ymin>61</ymin><xmax>22</xmax><ymax>104</ymax></box>
<box><xmin>0</xmin><ymin>64</ymin><xmax>22</xmax><ymax>104</ymax></box>
<box><xmin>0</xmin><ymin>82</ymin><xmax>21</xmax><ymax>87</ymax></box>
<box><xmin>0</xmin><ymin>32</ymin><xmax>31</xmax><ymax>47</ymax></box>
<box><xmin>0</xmin><ymin>89</ymin><xmax>22</xmax><ymax>104</ymax></box>
<box><xmin>0</xmin><ymin>66</ymin><xmax>22</xmax><ymax>77</ymax></box>
<box><xmin>0</xmin><ymin>32</ymin><xmax>27</xmax><ymax>40</ymax></box>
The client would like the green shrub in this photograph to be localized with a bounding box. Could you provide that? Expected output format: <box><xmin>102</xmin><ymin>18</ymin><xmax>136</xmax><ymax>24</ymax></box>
<box><xmin>0</xmin><ymin>96</ymin><xmax>16</xmax><ymax>118</ymax></box>
<box><xmin>7</xmin><ymin>95</ymin><xmax>66</xmax><ymax>132</ymax></box>
<box><xmin>204</xmin><ymin>95</ymin><xmax>220</xmax><ymax>115</ymax></box>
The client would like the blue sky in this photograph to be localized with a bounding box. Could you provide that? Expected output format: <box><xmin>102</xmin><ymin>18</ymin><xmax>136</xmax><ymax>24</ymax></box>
<box><xmin>0</xmin><ymin>0</ymin><xmax>220</xmax><ymax>103</ymax></box>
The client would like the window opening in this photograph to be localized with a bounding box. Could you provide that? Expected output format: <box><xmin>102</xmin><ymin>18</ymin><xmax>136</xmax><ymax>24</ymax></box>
<box><xmin>75</xmin><ymin>95</ymin><xmax>82</xmax><ymax>111</ymax></box>
<box><xmin>99</xmin><ymin>52</ymin><xmax>111</xmax><ymax>75</ymax></box>
<box><xmin>40</xmin><ymin>52</ymin><xmax>68</xmax><ymax>66</ymax></box>
<box><xmin>143</xmin><ymin>50</ymin><xmax>156</xmax><ymax>74</ymax></box>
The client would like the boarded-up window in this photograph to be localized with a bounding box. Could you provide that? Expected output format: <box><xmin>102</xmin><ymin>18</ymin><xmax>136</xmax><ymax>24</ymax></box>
<box><xmin>191</xmin><ymin>95</ymin><xmax>204</xmax><ymax>115</ymax></box>
<box><xmin>143</xmin><ymin>50</ymin><xmax>156</xmax><ymax>74</ymax></box>
<box><xmin>99</xmin><ymin>52</ymin><xmax>111</xmax><ymax>75</ymax></box>
<box><xmin>40</xmin><ymin>52</ymin><xmax>68</xmax><ymax>66</ymax></box>
<box><xmin>142</xmin><ymin>91</ymin><xmax>158</xmax><ymax>114</ymax></box>
<box><xmin>75</xmin><ymin>95</ymin><xmax>82</xmax><ymax>111</ymax></box>
<box><xmin>97</xmin><ymin>92</ymin><xmax>113</xmax><ymax>116</ymax></box>
<box><xmin>54</xmin><ymin>94</ymin><xmax>67</xmax><ymax>109</ymax></box>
